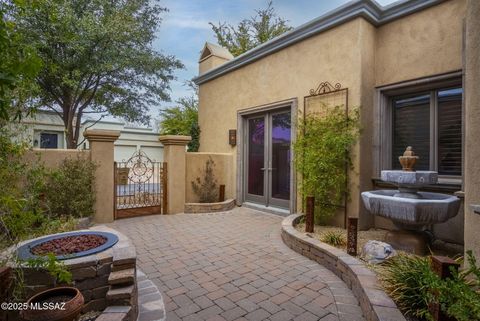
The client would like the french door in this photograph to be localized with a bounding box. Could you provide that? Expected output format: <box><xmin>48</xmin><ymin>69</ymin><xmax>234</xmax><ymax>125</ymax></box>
<box><xmin>245</xmin><ymin>109</ymin><xmax>291</xmax><ymax>209</ymax></box>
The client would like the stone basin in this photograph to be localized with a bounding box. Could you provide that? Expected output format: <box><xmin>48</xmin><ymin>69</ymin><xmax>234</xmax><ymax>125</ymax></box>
<box><xmin>361</xmin><ymin>190</ymin><xmax>461</xmax><ymax>228</ymax></box>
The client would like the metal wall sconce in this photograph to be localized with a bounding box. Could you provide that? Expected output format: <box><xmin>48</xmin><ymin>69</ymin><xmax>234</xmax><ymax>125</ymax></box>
<box><xmin>229</xmin><ymin>129</ymin><xmax>237</xmax><ymax>146</ymax></box>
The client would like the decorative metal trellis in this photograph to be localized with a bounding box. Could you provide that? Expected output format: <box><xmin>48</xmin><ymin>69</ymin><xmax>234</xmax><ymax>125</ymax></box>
<box><xmin>114</xmin><ymin>150</ymin><xmax>167</xmax><ymax>219</ymax></box>
<box><xmin>303</xmin><ymin>81</ymin><xmax>350</xmax><ymax>228</ymax></box>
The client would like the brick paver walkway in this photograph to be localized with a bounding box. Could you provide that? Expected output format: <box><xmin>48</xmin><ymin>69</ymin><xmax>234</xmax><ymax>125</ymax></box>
<box><xmin>108</xmin><ymin>207</ymin><xmax>365</xmax><ymax>321</ymax></box>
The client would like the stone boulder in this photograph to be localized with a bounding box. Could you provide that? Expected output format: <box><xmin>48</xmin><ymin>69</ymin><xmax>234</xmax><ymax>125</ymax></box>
<box><xmin>361</xmin><ymin>240</ymin><xmax>396</xmax><ymax>264</ymax></box>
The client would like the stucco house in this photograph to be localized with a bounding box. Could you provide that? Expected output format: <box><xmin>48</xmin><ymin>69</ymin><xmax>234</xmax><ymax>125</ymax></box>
<box><xmin>21</xmin><ymin>110</ymin><xmax>164</xmax><ymax>162</ymax></box>
<box><xmin>193</xmin><ymin>0</ymin><xmax>480</xmax><ymax>256</ymax></box>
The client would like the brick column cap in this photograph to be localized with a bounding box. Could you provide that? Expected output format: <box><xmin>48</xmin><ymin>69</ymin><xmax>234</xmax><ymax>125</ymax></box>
<box><xmin>84</xmin><ymin>129</ymin><xmax>120</xmax><ymax>142</ymax></box>
<box><xmin>159</xmin><ymin>135</ymin><xmax>191</xmax><ymax>146</ymax></box>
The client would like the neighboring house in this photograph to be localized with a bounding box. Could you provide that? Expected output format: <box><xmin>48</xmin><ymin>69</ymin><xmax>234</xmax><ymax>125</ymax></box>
<box><xmin>193</xmin><ymin>0</ymin><xmax>474</xmax><ymax>247</ymax></box>
<box><xmin>21</xmin><ymin>110</ymin><xmax>163</xmax><ymax>162</ymax></box>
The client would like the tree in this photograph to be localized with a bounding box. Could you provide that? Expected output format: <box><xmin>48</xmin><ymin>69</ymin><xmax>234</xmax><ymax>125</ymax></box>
<box><xmin>210</xmin><ymin>1</ymin><xmax>292</xmax><ymax>57</ymax></box>
<box><xmin>15</xmin><ymin>0</ymin><xmax>183</xmax><ymax>148</ymax></box>
<box><xmin>0</xmin><ymin>1</ymin><xmax>41</xmax><ymax>125</ymax></box>
<box><xmin>158</xmin><ymin>92</ymin><xmax>200</xmax><ymax>152</ymax></box>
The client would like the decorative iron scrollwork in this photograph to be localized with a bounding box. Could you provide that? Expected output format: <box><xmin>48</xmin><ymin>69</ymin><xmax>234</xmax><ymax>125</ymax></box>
<box><xmin>126</xmin><ymin>150</ymin><xmax>154</xmax><ymax>184</ymax></box>
<box><xmin>309</xmin><ymin>81</ymin><xmax>342</xmax><ymax>96</ymax></box>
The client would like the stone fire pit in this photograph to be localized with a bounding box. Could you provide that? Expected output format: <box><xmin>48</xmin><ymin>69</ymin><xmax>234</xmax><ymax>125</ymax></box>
<box><xmin>4</xmin><ymin>226</ymin><xmax>139</xmax><ymax>321</ymax></box>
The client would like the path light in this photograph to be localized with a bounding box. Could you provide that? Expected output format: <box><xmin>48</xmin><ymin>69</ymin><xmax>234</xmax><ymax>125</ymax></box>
<box><xmin>347</xmin><ymin>217</ymin><xmax>358</xmax><ymax>256</ymax></box>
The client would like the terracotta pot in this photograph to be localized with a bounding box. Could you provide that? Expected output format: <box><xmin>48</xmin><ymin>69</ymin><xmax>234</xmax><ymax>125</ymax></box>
<box><xmin>21</xmin><ymin>287</ymin><xmax>84</xmax><ymax>321</ymax></box>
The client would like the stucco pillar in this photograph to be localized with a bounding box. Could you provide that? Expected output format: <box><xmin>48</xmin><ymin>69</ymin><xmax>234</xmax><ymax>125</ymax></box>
<box><xmin>159</xmin><ymin>135</ymin><xmax>191</xmax><ymax>214</ymax></box>
<box><xmin>464</xmin><ymin>0</ymin><xmax>480</xmax><ymax>259</ymax></box>
<box><xmin>84</xmin><ymin>129</ymin><xmax>120</xmax><ymax>223</ymax></box>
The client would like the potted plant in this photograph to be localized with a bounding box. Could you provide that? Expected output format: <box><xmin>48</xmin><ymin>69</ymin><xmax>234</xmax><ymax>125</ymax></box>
<box><xmin>19</xmin><ymin>254</ymin><xmax>84</xmax><ymax>321</ymax></box>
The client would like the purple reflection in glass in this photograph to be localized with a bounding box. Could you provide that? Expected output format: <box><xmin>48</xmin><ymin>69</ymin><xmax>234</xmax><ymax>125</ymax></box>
<box><xmin>248</xmin><ymin>117</ymin><xmax>264</xmax><ymax>196</ymax></box>
<box><xmin>271</xmin><ymin>112</ymin><xmax>291</xmax><ymax>200</ymax></box>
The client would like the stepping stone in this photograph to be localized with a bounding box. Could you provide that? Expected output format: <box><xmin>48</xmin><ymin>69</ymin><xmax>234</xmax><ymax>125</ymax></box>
<box><xmin>108</xmin><ymin>268</ymin><xmax>135</xmax><ymax>286</ymax></box>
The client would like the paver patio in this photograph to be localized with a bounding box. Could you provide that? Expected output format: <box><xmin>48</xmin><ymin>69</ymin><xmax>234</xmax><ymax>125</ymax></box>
<box><xmin>108</xmin><ymin>207</ymin><xmax>366</xmax><ymax>321</ymax></box>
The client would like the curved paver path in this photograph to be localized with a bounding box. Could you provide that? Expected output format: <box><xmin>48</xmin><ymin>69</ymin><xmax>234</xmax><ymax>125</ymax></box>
<box><xmin>108</xmin><ymin>207</ymin><xmax>365</xmax><ymax>321</ymax></box>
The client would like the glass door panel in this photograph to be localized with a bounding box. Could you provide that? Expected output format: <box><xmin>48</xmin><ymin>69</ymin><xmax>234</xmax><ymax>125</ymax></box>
<box><xmin>268</xmin><ymin>111</ymin><xmax>291</xmax><ymax>208</ymax></box>
<box><xmin>246</xmin><ymin>116</ymin><xmax>266</xmax><ymax>203</ymax></box>
<box><xmin>244</xmin><ymin>109</ymin><xmax>292</xmax><ymax>210</ymax></box>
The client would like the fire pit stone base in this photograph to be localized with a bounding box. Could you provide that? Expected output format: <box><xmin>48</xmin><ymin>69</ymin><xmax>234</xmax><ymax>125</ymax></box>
<box><xmin>6</xmin><ymin>226</ymin><xmax>138</xmax><ymax>321</ymax></box>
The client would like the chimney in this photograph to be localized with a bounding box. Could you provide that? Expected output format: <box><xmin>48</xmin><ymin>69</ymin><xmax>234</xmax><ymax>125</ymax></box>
<box><xmin>199</xmin><ymin>42</ymin><xmax>234</xmax><ymax>75</ymax></box>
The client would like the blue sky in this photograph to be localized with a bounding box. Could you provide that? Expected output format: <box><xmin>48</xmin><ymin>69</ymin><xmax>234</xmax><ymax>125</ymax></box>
<box><xmin>152</xmin><ymin>0</ymin><xmax>397</xmax><ymax>116</ymax></box>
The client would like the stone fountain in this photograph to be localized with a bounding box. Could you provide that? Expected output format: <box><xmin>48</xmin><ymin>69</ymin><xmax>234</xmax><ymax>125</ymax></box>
<box><xmin>361</xmin><ymin>147</ymin><xmax>461</xmax><ymax>254</ymax></box>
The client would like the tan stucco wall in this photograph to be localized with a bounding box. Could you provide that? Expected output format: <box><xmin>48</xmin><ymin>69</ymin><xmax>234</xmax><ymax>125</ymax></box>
<box><xmin>464</xmin><ymin>0</ymin><xmax>480</xmax><ymax>259</ymax></box>
<box><xmin>199</xmin><ymin>56</ymin><xmax>230</xmax><ymax>75</ymax></box>
<box><xmin>185</xmin><ymin>152</ymin><xmax>234</xmax><ymax>203</ymax></box>
<box><xmin>375</xmin><ymin>0</ymin><xmax>465</xmax><ymax>86</ymax></box>
<box><xmin>197</xmin><ymin>1</ymin><xmax>466</xmax><ymax>228</ymax></box>
<box><xmin>199</xmin><ymin>18</ymin><xmax>370</xmax><ymax>224</ymax></box>
<box><xmin>23</xmin><ymin>149</ymin><xmax>90</xmax><ymax>168</ymax></box>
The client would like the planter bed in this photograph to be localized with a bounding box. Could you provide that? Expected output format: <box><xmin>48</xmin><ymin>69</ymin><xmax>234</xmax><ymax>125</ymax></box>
<box><xmin>281</xmin><ymin>214</ymin><xmax>407</xmax><ymax>321</ymax></box>
<box><xmin>184</xmin><ymin>198</ymin><xmax>236</xmax><ymax>213</ymax></box>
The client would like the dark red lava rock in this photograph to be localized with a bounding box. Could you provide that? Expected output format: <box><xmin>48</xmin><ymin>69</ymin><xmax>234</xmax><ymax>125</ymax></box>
<box><xmin>31</xmin><ymin>234</ymin><xmax>107</xmax><ymax>256</ymax></box>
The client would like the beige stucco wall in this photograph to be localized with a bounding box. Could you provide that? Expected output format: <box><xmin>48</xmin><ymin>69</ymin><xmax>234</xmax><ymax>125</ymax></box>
<box><xmin>23</xmin><ymin>149</ymin><xmax>90</xmax><ymax>168</ymax></box>
<box><xmin>199</xmin><ymin>56</ymin><xmax>230</xmax><ymax>75</ymax></box>
<box><xmin>185</xmin><ymin>152</ymin><xmax>234</xmax><ymax>203</ymax></box>
<box><xmin>199</xmin><ymin>18</ymin><xmax>370</xmax><ymax>224</ymax></box>
<box><xmin>197</xmin><ymin>0</ymin><xmax>466</xmax><ymax>228</ymax></box>
<box><xmin>464</xmin><ymin>0</ymin><xmax>480</xmax><ymax>259</ymax></box>
<box><xmin>375</xmin><ymin>0</ymin><xmax>465</xmax><ymax>86</ymax></box>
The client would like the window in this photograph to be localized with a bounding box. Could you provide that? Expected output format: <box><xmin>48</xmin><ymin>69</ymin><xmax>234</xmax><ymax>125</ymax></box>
<box><xmin>391</xmin><ymin>87</ymin><xmax>462</xmax><ymax>177</ymax></box>
<box><xmin>40</xmin><ymin>133</ymin><xmax>59</xmax><ymax>149</ymax></box>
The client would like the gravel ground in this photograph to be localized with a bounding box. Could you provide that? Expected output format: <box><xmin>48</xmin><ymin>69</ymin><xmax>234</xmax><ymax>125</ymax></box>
<box><xmin>295</xmin><ymin>222</ymin><xmax>389</xmax><ymax>254</ymax></box>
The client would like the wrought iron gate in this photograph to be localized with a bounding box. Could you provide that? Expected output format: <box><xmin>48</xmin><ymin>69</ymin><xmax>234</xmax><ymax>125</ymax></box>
<box><xmin>114</xmin><ymin>150</ymin><xmax>167</xmax><ymax>219</ymax></box>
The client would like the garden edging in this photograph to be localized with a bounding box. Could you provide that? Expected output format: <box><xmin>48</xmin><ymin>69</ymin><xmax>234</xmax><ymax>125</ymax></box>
<box><xmin>184</xmin><ymin>198</ymin><xmax>236</xmax><ymax>213</ymax></box>
<box><xmin>281</xmin><ymin>214</ymin><xmax>406</xmax><ymax>321</ymax></box>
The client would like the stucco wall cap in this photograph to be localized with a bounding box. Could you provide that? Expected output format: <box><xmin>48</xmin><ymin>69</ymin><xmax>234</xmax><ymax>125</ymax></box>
<box><xmin>159</xmin><ymin>135</ymin><xmax>192</xmax><ymax>146</ymax></box>
<box><xmin>84</xmin><ymin>129</ymin><xmax>121</xmax><ymax>142</ymax></box>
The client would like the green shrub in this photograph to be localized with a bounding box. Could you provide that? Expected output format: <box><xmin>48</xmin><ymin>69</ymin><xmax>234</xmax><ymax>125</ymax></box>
<box><xmin>379</xmin><ymin>252</ymin><xmax>480</xmax><ymax>321</ymax></box>
<box><xmin>191</xmin><ymin>157</ymin><xmax>218</xmax><ymax>203</ymax></box>
<box><xmin>293</xmin><ymin>105</ymin><xmax>360</xmax><ymax>224</ymax></box>
<box><xmin>44</xmin><ymin>157</ymin><xmax>96</xmax><ymax>218</ymax></box>
<box><xmin>0</xmin><ymin>128</ymin><xmax>95</xmax><ymax>248</ymax></box>
<box><xmin>379</xmin><ymin>253</ymin><xmax>436</xmax><ymax>319</ymax></box>
<box><xmin>320</xmin><ymin>230</ymin><xmax>346</xmax><ymax>247</ymax></box>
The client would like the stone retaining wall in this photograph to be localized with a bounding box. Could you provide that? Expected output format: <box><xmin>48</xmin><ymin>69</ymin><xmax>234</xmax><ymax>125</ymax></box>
<box><xmin>281</xmin><ymin>214</ymin><xmax>407</xmax><ymax>321</ymax></box>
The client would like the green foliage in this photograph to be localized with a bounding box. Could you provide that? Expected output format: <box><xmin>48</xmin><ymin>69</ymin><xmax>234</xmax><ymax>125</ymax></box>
<box><xmin>0</xmin><ymin>128</ymin><xmax>92</xmax><ymax>249</ymax></box>
<box><xmin>15</xmin><ymin>0</ymin><xmax>183</xmax><ymax>148</ymax></box>
<box><xmin>44</xmin><ymin>157</ymin><xmax>96</xmax><ymax>218</ymax></box>
<box><xmin>191</xmin><ymin>157</ymin><xmax>218</xmax><ymax>203</ymax></box>
<box><xmin>379</xmin><ymin>252</ymin><xmax>480</xmax><ymax>321</ymax></box>
<box><xmin>379</xmin><ymin>253</ymin><xmax>436</xmax><ymax>319</ymax></box>
<box><xmin>320</xmin><ymin>230</ymin><xmax>346</xmax><ymax>247</ymax></box>
<box><xmin>210</xmin><ymin>1</ymin><xmax>293</xmax><ymax>56</ymax></box>
<box><xmin>0</xmin><ymin>1</ymin><xmax>41</xmax><ymax>123</ymax></box>
<box><xmin>293</xmin><ymin>106</ymin><xmax>360</xmax><ymax>224</ymax></box>
<box><xmin>9</xmin><ymin>254</ymin><xmax>73</xmax><ymax>300</ymax></box>
<box><xmin>25</xmin><ymin>253</ymin><xmax>72</xmax><ymax>286</ymax></box>
<box><xmin>434</xmin><ymin>251</ymin><xmax>480</xmax><ymax>321</ymax></box>
<box><xmin>159</xmin><ymin>95</ymin><xmax>200</xmax><ymax>151</ymax></box>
